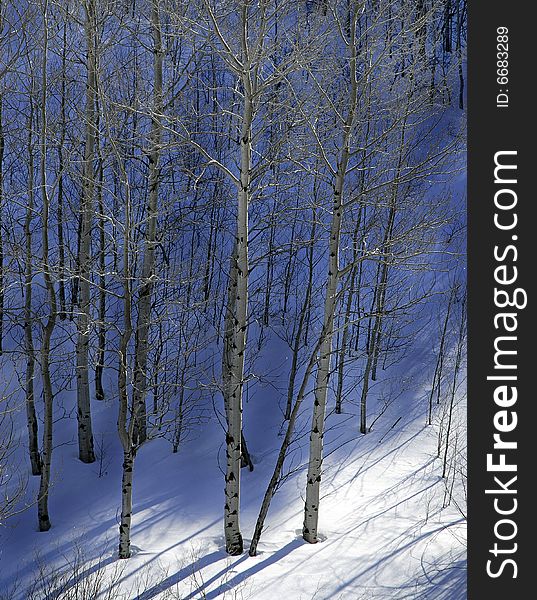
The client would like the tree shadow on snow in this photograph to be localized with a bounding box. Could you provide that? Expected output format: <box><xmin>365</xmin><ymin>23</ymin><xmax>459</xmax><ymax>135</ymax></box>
<box><xmin>411</xmin><ymin>557</ymin><xmax>466</xmax><ymax>600</ymax></box>
<box><xmin>326</xmin><ymin>519</ymin><xmax>466</xmax><ymax>600</ymax></box>
<box><xmin>134</xmin><ymin>550</ymin><xmax>232</xmax><ymax>600</ymax></box>
<box><xmin>135</xmin><ymin>538</ymin><xmax>303</xmax><ymax>600</ymax></box>
<box><xmin>366</xmin><ymin>555</ymin><xmax>467</xmax><ymax>600</ymax></box>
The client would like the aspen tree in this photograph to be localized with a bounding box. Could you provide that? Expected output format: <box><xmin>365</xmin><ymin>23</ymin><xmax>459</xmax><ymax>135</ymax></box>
<box><xmin>56</xmin><ymin>20</ymin><xmax>68</xmax><ymax>321</ymax></box>
<box><xmin>94</xmin><ymin>80</ymin><xmax>107</xmax><ymax>402</ymax></box>
<box><xmin>185</xmin><ymin>0</ymin><xmax>285</xmax><ymax>555</ymax></box>
<box><xmin>131</xmin><ymin>0</ymin><xmax>164</xmax><ymax>445</ymax></box>
<box><xmin>285</xmin><ymin>208</ymin><xmax>317</xmax><ymax>421</ymax></box>
<box><xmin>249</xmin><ymin>333</ymin><xmax>323</xmax><ymax>556</ymax></box>
<box><xmin>303</xmin><ymin>4</ymin><xmax>362</xmax><ymax>544</ymax></box>
<box><xmin>441</xmin><ymin>285</ymin><xmax>465</xmax><ymax>479</ymax></box>
<box><xmin>0</xmin><ymin>0</ymin><xmax>8</xmax><ymax>354</ymax></box>
<box><xmin>428</xmin><ymin>285</ymin><xmax>456</xmax><ymax>424</ymax></box>
<box><xmin>0</xmin><ymin>92</ymin><xmax>3</xmax><ymax>355</ymax></box>
<box><xmin>117</xmin><ymin>158</ymin><xmax>135</xmax><ymax>558</ymax></box>
<box><xmin>113</xmin><ymin>0</ymin><xmax>167</xmax><ymax>556</ymax></box>
<box><xmin>455</xmin><ymin>0</ymin><xmax>466</xmax><ymax>110</ymax></box>
<box><xmin>214</xmin><ymin>0</ymin><xmax>310</xmax><ymax>554</ymax></box>
<box><xmin>24</xmin><ymin>82</ymin><xmax>41</xmax><ymax>476</ymax></box>
<box><xmin>76</xmin><ymin>0</ymin><xmax>97</xmax><ymax>464</ymax></box>
<box><xmin>37</xmin><ymin>0</ymin><xmax>57</xmax><ymax>531</ymax></box>
<box><xmin>335</xmin><ymin>202</ymin><xmax>365</xmax><ymax>414</ymax></box>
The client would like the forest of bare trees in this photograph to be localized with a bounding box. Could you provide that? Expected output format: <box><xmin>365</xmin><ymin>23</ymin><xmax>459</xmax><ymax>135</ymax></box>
<box><xmin>0</xmin><ymin>0</ymin><xmax>466</xmax><ymax>584</ymax></box>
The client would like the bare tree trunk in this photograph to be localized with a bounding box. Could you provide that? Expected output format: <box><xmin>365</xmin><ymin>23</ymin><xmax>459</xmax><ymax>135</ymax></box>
<box><xmin>172</xmin><ymin>361</ymin><xmax>186</xmax><ymax>453</ymax></box>
<box><xmin>37</xmin><ymin>2</ymin><xmax>57</xmax><ymax>529</ymax></box>
<box><xmin>360</xmin><ymin>220</ymin><xmax>393</xmax><ymax>433</ymax></box>
<box><xmin>24</xmin><ymin>92</ymin><xmax>41</xmax><ymax>476</ymax></box>
<box><xmin>360</xmin><ymin>91</ymin><xmax>410</xmax><ymax>432</ymax></box>
<box><xmin>282</xmin><ymin>200</ymin><xmax>298</xmax><ymax>318</ymax></box>
<box><xmin>285</xmin><ymin>209</ymin><xmax>316</xmax><ymax>420</ymax></box>
<box><xmin>335</xmin><ymin>274</ymin><xmax>357</xmax><ymax>414</ymax></box>
<box><xmin>222</xmin><ymin>60</ymin><xmax>253</xmax><ymax>555</ymax></box>
<box><xmin>117</xmin><ymin>160</ymin><xmax>134</xmax><ymax>559</ymax></box>
<box><xmin>118</xmin><ymin>448</ymin><xmax>135</xmax><ymax>557</ymax></box>
<box><xmin>0</xmin><ymin>94</ymin><xmax>4</xmax><ymax>355</ymax></box>
<box><xmin>456</xmin><ymin>0</ymin><xmax>465</xmax><ymax>109</ymax></box>
<box><xmin>70</xmin><ymin>214</ymin><xmax>81</xmax><ymax>319</ymax></box>
<box><xmin>262</xmin><ymin>195</ymin><xmax>277</xmax><ymax>328</ymax></box>
<box><xmin>115</xmin><ymin>0</ymin><xmax>164</xmax><ymax>555</ymax></box>
<box><xmin>76</xmin><ymin>0</ymin><xmax>97</xmax><ymax>463</ymax></box>
<box><xmin>443</xmin><ymin>0</ymin><xmax>452</xmax><ymax>53</ymax></box>
<box><xmin>38</xmin><ymin>316</ymin><xmax>55</xmax><ymax>532</ymax></box>
<box><xmin>222</xmin><ymin>241</ymin><xmax>245</xmax><ymax>554</ymax></box>
<box><xmin>203</xmin><ymin>187</ymin><xmax>218</xmax><ymax>305</ymax></box>
<box><xmin>370</xmin><ymin>262</ymin><xmax>390</xmax><ymax>382</ymax></box>
<box><xmin>250</xmin><ymin>334</ymin><xmax>324</xmax><ymax>556</ymax></box>
<box><xmin>132</xmin><ymin>0</ymin><xmax>163</xmax><ymax>445</ymax></box>
<box><xmin>442</xmin><ymin>289</ymin><xmax>465</xmax><ymax>478</ymax></box>
<box><xmin>95</xmin><ymin>111</ymin><xmax>106</xmax><ymax>401</ymax></box>
<box><xmin>222</xmin><ymin>242</ymin><xmax>251</xmax><ymax>471</ymax></box>
<box><xmin>57</xmin><ymin>21</ymin><xmax>68</xmax><ymax>321</ymax></box>
<box><xmin>95</xmin><ymin>170</ymin><xmax>106</xmax><ymax>401</ymax></box>
<box><xmin>428</xmin><ymin>286</ymin><xmax>455</xmax><ymax>424</ymax></box>
<box><xmin>240</xmin><ymin>431</ymin><xmax>253</xmax><ymax>471</ymax></box>
<box><xmin>302</xmin><ymin>205</ymin><xmax>342</xmax><ymax>543</ymax></box>
<box><xmin>303</xmin><ymin>8</ymin><xmax>362</xmax><ymax>544</ymax></box>
<box><xmin>335</xmin><ymin>204</ymin><xmax>364</xmax><ymax>414</ymax></box>
<box><xmin>152</xmin><ymin>319</ymin><xmax>164</xmax><ymax>416</ymax></box>
<box><xmin>369</xmin><ymin>166</ymin><xmax>400</xmax><ymax>383</ymax></box>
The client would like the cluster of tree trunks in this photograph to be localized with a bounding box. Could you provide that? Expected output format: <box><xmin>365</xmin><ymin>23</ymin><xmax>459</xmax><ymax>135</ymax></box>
<box><xmin>0</xmin><ymin>0</ymin><xmax>465</xmax><ymax>556</ymax></box>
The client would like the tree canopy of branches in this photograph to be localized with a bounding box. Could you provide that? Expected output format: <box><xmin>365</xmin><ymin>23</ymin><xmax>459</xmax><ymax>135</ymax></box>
<box><xmin>0</xmin><ymin>0</ymin><xmax>465</xmax><ymax>558</ymax></box>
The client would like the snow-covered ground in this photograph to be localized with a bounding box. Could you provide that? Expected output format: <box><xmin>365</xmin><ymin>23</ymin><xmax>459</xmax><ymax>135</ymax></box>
<box><xmin>0</xmin><ymin>336</ymin><xmax>466</xmax><ymax>600</ymax></box>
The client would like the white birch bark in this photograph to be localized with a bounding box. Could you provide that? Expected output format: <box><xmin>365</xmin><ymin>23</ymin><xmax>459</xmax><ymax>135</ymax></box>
<box><xmin>57</xmin><ymin>21</ymin><xmax>68</xmax><ymax>320</ymax></box>
<box><xmin>217</xmin><ymin>0</ymin><xmax>261</xmax><ymax>554</ymax></box>
<box><xmin>302</xmin><ymin>187</ymin><xmax>343</xmax><ymax>544</ymax></box>
<box><xmin>118</xmin><ymin>447</ymin><xmax>135</xmax><ymax>558</ymax></box>
<box><xmin>117</xmin><ymin>158</ymin><xmax>134</xmax><ymax>558</ymax></box>
<box><xmin>223</xmin><ymin>71</ymin><xmax>252</xmax><ymax>554</ymax></box>
<box><xmin>37</xmin><ymin>2</ymin><xmax>57</xmax><ymax>530</ymax></box>
<box><xmin>303</xmin><ymin>9</ymin><xmax>359</xmax><ymax>544</ymax></box>
<box><xmin>132</xmin><ymin>0</ymin><xmax>164</xmax><ymax>446</ymax></box>
<box><xmin>24</xmin><ymin>93</ymin><xmax>41</xmax><ymax>476</ymax></box>
<box><xmin>76</xmin><ymin>0</ymin><xmax>96</xmax><ymax>463</ymax></box>
<box><xmin>116</xmin><ymin>1</ymin><xmax>164</xmax><ymax>556</ymax></box>
<box><xmin>250</xmin><ymin>333</ymin><xmax>324</xmax><ymax>556</ymax></box>
<box><xmin>94</xmin><ymin>101</ymin><xmax>106</xmax><ymax>400</ymax></box>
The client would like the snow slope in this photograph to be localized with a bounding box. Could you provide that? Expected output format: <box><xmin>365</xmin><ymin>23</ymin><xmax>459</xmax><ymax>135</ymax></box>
<box><xmin>0</xmin><ymin>334</ymin><xmax>466</xmax><ymax>600</ymax></box>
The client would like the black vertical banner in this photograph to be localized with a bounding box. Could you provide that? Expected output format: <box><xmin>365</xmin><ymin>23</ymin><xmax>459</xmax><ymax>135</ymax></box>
<box><xmin>468</xmin><ymin>3</ymin><xmax>534</xmax><ymax>598</ymax></box>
